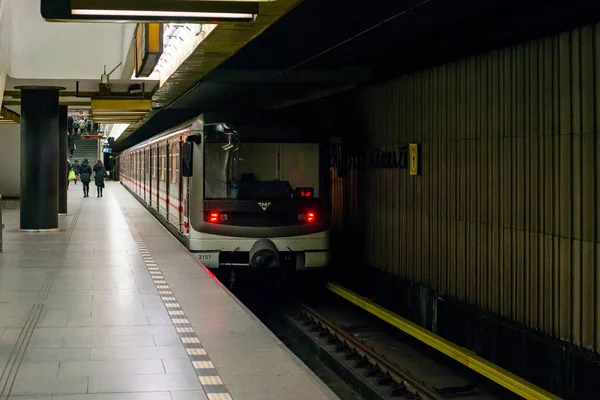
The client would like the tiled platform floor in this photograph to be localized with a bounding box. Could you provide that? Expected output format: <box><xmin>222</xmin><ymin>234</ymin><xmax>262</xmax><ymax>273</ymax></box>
<box><xmin>0</xmin><ymin>182</ymin><xmax>338</xmax><ymax>400</ymax></box>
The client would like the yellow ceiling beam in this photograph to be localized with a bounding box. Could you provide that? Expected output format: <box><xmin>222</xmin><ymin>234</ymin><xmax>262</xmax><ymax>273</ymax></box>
<box><xmin>91</xmin><ymin>99</ymin><xmax>152</xmax><ymax>111</ymax></box>
<box><xmin>90</xmin><ymin>99</ymin><xmax>153</xmax><ymax>125</ymax></box>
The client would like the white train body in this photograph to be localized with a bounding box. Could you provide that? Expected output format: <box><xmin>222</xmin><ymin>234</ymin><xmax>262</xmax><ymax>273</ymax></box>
<box><xmin>118</xmin><ymin>114</ymin><xmax>329</xmax><ymax>271</ymax></box>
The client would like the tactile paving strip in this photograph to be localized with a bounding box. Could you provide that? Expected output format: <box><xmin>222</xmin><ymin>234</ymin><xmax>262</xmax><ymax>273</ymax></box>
<box><xmin>119</xmin><ymin>205</ymin><xmax>233</xmax><ymax>400</ymax></box>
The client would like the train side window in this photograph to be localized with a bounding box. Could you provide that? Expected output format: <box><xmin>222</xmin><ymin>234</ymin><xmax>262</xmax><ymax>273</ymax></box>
<box><xmin>160</xmin><ymin>146</ymin><xmax>165</xmax><ymax>181</ymax></box>
<box><xmin>153</xmin><ymin>147</ymin><xmax>158</xmax><ymax>179</ymax></box>
<box><xmin>171</xmin><ymin>143</ymin><xmax>178</xmax><ymax>183</ymax></box>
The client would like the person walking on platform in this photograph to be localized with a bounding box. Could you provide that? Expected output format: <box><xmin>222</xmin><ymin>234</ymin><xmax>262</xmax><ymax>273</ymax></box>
<box><xmin>93</xmin><ymin>159</ymin><xmax>106</xmax><ymax>197</ymax></box>
<box><xmin>66</xmin><ymin>159</ymin><xmax>72</xmax><ymax>189</ymax></box>
<box><xmin>79</xmin><ymin>158</ymin><xmax>92</xmax><ymax>198</ymax></box>
<box><xmin>79</xmin><ymin>118</ymin><xmax>87</xmax><ymax>135</ymax></box>
<box><xmin>72</xmin><ymin>160</ymin><xmax>80</xmax><ymax>185</ymax></box>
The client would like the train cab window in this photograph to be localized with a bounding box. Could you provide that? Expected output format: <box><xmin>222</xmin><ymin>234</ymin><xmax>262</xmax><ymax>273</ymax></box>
<box><xmin>204</xmin><ymin>142</ymin><xmax>320</xmax><ymax>200</ymax></box>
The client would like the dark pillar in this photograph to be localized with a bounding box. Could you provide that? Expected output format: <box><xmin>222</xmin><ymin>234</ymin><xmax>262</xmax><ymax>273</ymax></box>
<box><xmin>17</xmin><ymin>86</ymin><xmax>65</xmax><ymax>231</ymax></box>
<box><xmin>58</xmin><ymin>106</ymin><xmax>68</xmax><ymax>215</ymax></box>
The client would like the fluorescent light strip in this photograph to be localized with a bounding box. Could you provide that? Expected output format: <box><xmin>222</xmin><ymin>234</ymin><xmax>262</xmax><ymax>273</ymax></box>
<box><xmin>72</xmin><ymin>9</ymin><xmax>255</xmax><ymax>19</ymax></box>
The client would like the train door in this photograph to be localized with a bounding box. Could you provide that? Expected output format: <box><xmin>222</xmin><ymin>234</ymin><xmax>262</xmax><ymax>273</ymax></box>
<box><xmin>180</xmin><ymin>141</ymin><xmax>189</xmax><ymax>236</ymax></box>
<box><xmin>143</xmin><ymin>148</ymin><xmax>148</xmax><ymax>202</ymax></box>
<box><xmin>134</xmin><ymin>152</ymin><xmax>139</xmax><ymax>196</ymax></box>
<box><xmin>159</xmin><ymin>144</ymin><xmax>165</xmax><ymax>216</ymax></box>
<box><xmin>176</xmin><ymin>142</ymin><xmax>183</xmax><ymax>229</ymax></box>
<box><xmin>164</xmin><ymin>142</ymin><xmax>171</xmax><ymax>221</ymax></box>
<box><xmin>137</xmin><ymin>152</ymin><xmax>141</xmax><ymax>197</ymax></box>
<box><xmin>152</xmin><ymin>146</ymin><xmax>160</xmax><ymax>212</ymax></box>
<box><xmin>168</xmin><ymin>141</ymin><xmax>181</xmax><ymax>229</ymax></box>
<box><xmin>139</xmin><ymin>151</ymin><xmax>143</xmax><ymax>199</ymax></box>
<box><xmin>148</xmin><ymin>147</ymin><xmax>154</xmax><ymax>207</ymax></box>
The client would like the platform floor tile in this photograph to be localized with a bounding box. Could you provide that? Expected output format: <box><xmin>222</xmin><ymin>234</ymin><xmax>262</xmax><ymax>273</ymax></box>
<box><xmin>0</xmin><ymin>183</ymin><xmax>338</xmax><ymax>400</ymax></box>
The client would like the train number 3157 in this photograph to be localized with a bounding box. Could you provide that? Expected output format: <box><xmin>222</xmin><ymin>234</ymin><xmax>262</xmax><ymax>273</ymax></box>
<box><xmin>198</xmin><ymin>254</ymin><xmax>212</xmax><ymax>260</ymax></box>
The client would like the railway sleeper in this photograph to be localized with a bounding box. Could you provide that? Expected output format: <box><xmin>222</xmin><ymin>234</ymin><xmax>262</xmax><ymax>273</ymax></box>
<box><xmin>365</xmin><ymin>363</ymin><xmax>381</xmax><ymax>377</ymax></box>
<box><xmin>309</xmin><ymin>321</ymin><xmax>321</xmax><ymax>332</ymax></box>
<box><xmin>343</xmin><ymin>348</ymin><xmax>358</xmax><ymax>360</ymax></box>
<box><xmin>335</xmin><ymin>341</ymin><xmax>349</xmax><ymax>352</ymax></box>
<box><xmin>354</xmin><ymin>355</ymin><xmax>369</xmax><ymax>368</ymax></box>
<box><xmin>390</xmin><ymin>381</ymin><xmax>409</xmax><ymax>397</ymax></box>
<box><xmin>326</xmin><ymin>332</ymin><xmax>338</xmax><ymax>345</ymax></box>
<box><xmin>376</xmin><ymin>371</ymin><xmax>393</xmax><ymax>386</ymax></box>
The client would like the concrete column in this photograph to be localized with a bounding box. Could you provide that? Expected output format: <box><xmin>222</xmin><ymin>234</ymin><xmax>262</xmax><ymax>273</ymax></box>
<box><xmin>58</xmin><ymin>105</ymin><xmax>68</xmax><ymax>215</ymax></box>
<box><xmin>17</xmin><ymin>86</ymin><xmax>64</xmax><ymax>231</ymax></box>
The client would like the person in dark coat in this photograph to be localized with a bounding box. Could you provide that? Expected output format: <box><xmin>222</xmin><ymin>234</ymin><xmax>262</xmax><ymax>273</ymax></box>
<box><xmin>79</xmin><ymin>159</ymin><xmax>93</xmax><ymax>198</ymax></box>
<box><xmin>93</xmin><ymin>160</ymin><xmax>107</xmax><ymax>197</ymax></box>
<box><xmin>72</xmin><ymin>160</ymin><xmax>80</xmax><ymax>185</ymax></box>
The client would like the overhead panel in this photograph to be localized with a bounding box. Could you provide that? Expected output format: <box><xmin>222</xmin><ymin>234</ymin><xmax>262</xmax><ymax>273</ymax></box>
<box><xmin>90</xmin><ymin>99</ymin><xmax>152</xmax><ymax>124</ymax></box>
<box><xmin>135</xmin><ymin>23</ymin><xmax>163</xmax><ymax>78</ymax></box>
<box><xmin>41</xmin><ymin>0</ymin><xmax>261</xmax><ymax>23</ymax></box>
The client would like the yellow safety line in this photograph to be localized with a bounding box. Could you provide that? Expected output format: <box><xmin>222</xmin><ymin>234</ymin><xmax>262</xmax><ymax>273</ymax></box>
<box><xmin>327</xmin><ymin>282</ymin><xmax>562</xmax><ymax>400</ymax></box>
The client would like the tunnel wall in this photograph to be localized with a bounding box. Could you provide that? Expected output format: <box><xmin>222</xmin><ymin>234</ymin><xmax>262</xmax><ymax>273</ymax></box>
<box><xmin>330</xmin><ymin>22</ymin><xmax>600</xmax><ymax>396</ymax></box>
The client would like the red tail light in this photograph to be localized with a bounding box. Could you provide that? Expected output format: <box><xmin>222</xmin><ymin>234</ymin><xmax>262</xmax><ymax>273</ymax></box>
<box><xmin>299</xmin><ymin>211</ymin><xmax>317</xmax><ymax>223</ymax></box>
<box><xmin>207</xmin><ymin>212</ymin><xmax>229</xmax><ymax>223</ymax></box>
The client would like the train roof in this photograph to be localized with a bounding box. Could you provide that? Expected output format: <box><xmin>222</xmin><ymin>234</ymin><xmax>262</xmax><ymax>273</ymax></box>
<box><xmin>120</xmin><ymin>115</ymin><xmax>201</xmax><ymax>155</ymax></box>
<box><xmin>119</xmin><ymin>110</ymin><xmax>326</xmax><ymax>155</ymax></box>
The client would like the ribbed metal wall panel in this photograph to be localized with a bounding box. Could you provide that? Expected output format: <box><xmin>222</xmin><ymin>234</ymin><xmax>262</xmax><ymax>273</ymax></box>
<box><xmin>347</xmin><ymin>23</ymin><xmax>600</xmax><ymax>353</ymax></box>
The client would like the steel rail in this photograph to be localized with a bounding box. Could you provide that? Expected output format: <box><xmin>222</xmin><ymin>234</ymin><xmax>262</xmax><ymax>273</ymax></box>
<box><xmin>299</xmin><ymin>303</ymin><xmax>442</xmax><ymax>400</ymax></box>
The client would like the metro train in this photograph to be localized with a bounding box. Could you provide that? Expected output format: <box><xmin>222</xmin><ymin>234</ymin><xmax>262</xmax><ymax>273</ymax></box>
<box><xmin>117</xmin><ymin>113</ymin><xmax>329</xmax><ymax>285</ymax></box>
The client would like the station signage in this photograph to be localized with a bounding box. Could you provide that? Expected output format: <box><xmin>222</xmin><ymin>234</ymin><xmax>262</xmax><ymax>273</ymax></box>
<box><xmin>370</xmin><ymin>143</ymin><xmax>418</xmax><ymax>175</ymax></box>
<box><xmin>330</xmin><ymin>139</ymin><xmax>419</xmax><ymax>176</ymax></box>
<box><xmin>370</xmin><ymin>146</ymin><xmax>409</xmax><ymax>169</ymax></box>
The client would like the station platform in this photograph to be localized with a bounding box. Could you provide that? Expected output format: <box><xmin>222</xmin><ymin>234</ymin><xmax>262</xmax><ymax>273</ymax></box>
<box><xmin>0</xmin><ymin>183</ymin><xmax>338</xmax><ymax>400</ymax></box>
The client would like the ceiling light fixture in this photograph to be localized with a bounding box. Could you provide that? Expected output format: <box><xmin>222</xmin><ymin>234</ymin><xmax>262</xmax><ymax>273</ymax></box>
<box><xmin>71</xmin><ymin>9</ymin><xmax>256</xmax><ymax>20</ymax></box>
<box><xmin>42</xmin><ymin>1</ymin><xmax>260</xmax><ymax>23</ymax></box>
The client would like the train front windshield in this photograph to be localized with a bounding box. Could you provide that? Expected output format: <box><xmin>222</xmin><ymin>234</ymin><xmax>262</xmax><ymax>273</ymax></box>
<box><xmin>204</xmin><ymin>142</ymin><xmax>320</xmax><ymax>200</ymax></box>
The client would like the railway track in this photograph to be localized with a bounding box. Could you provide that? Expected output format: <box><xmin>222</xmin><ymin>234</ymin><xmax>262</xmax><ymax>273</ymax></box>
<box><xmin>233</xmin><ymin>278</ymin><xmax>512</xmax><ymax>400</ymax></box>
<box><xmin>292</xmin><ymin>303</ymin><xmax>442</xmax><ymax>400</ymax></box>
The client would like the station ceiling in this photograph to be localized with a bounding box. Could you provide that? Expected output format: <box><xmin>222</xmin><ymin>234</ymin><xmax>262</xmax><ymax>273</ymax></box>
<box><xmin>115</xmin><ymin>0</ymin><xmax>600</xmax><ymax>151</ymax></box>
